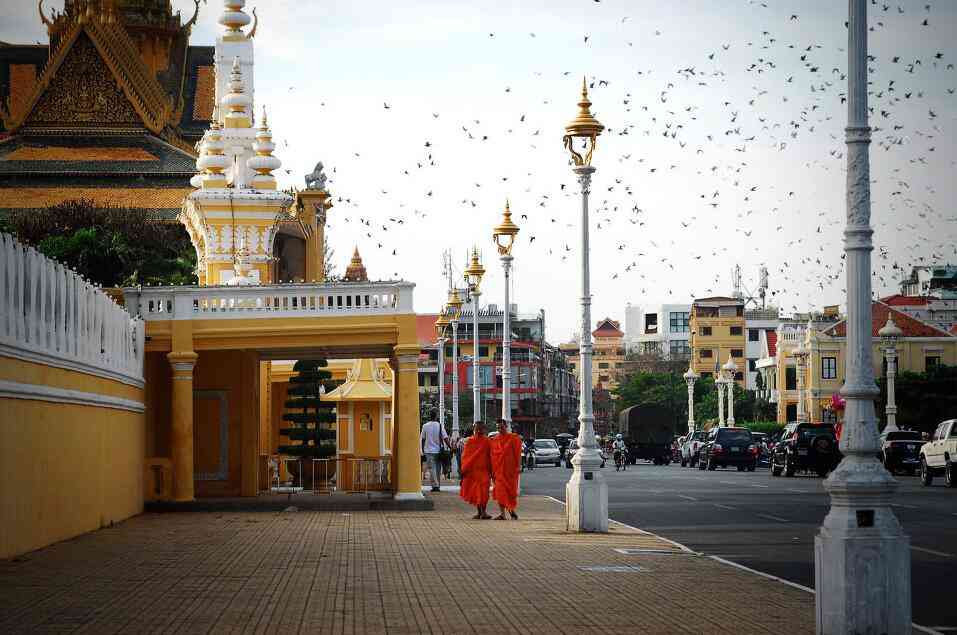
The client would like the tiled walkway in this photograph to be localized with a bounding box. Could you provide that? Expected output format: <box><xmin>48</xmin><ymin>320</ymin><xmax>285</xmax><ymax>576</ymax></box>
<box><xmin>0</xmin><ymin>495</ymin><xmax>814</xmax><ymax>634</ymax></box>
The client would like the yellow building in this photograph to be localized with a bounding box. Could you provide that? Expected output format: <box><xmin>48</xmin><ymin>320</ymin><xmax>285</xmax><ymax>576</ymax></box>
<box><xmin>690</xmin><ymin>297</ymin><xmax>746</xmax><ymax>386</ymax></box>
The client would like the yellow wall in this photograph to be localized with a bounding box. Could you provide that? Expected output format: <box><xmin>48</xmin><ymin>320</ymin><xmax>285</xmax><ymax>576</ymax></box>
<box><xmin>690</xmin><ymin>310</ymin><xmax>746</xmax><ymax>386</ymax></box>
<box><xmin>0</xmin><ymin>356</ymin><xmax>144</xmax><ymax>560</ymax></box>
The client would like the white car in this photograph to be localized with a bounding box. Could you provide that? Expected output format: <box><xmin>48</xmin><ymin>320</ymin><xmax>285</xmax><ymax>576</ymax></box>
<box><xmin>681</xmin><ymin>430</ymin><xmax>706</xmax><ymax>467</ymax></box>
<box><xmin>919</xmin><ymin>419</ymin><xmax>957</xmax><ymax>487</ymax></box>
<box><xmin>533</xmin><ymin>439</ymin><xmax>562</xmax><ymax>467</ymax></box>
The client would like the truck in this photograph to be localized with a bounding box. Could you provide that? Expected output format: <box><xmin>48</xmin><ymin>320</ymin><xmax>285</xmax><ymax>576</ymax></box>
<box><xmin>919</xmin><ymin>418</ymin><xmax>957</xmax><ymax>487</ymax></box>
<box><xmin>617</xmin><ymin>405</ymin><xmax>675</xmax><ymax>465</ymax></box>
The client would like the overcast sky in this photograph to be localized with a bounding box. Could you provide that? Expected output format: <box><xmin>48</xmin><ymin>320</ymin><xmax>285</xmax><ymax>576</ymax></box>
<box><xmin>4</xmin><ymin>0</ymin><xmax>955</xmax><ymax>343</ymax></box>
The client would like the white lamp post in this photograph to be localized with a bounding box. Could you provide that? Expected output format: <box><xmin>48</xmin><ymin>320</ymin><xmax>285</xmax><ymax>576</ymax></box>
<box><xmin>815</xmin><ymin>1</ymin><xmax>911</xmax><ymax>632</ymax></box>
<box><xmin>722</xmin><ymin>356</ymin><xmax>737</xmax><ymax>426</ymax></box>
<box><xmin>493</xmin><ymin>201</ymin><xmax>520</xmax><ymax>431</ymax></box>
<box><xmin>563</xmin><ymin>78</ymin><xmax>608</xmax><ymax>533</ymax></box>
<box><xmin>464</xmin><ymin>250</ymin><xmax>485</xmax><ymax>424</ymax></box>
<box><xmin>794</xmin><ymin>341</ymin><xmax>809</xmax><ymax>424</ymax></box>
<box><xmin>879</xmin><ymin>315</ymin><xmax>903</xmax><ymax>434</ymax></box>
<box><xmin>715</xmin><ymin>371</ymin><xmax>727</xmax><ymax>427</ymax></box>
<box><xmin>447</xmin><ymin>289</ymin><xmax>464</xmax><ymax>435</ymax></box>
<box><xmin>683</xmin><ymin>365</ymin><xmax>698</xmax><ymax>435</ymax></box>
<box><xmin>435</xmin><ymin>310</ymin><xmax>449</xmax><ymax>434</ymax></box>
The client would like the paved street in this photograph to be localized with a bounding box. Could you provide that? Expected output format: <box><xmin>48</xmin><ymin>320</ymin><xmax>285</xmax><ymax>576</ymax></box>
<box><xmin>521</xmin><ymin>460</ymin><xmax>957</xmax><ymax>633</ymax></box>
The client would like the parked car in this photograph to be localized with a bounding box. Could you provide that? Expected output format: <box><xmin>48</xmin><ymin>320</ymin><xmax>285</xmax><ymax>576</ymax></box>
<box><xmin>681</xmin><ymin>430</ymin><xmax>706</xmax><ymax>467</ymax></box>
<box><xmin>919</xmin><ymin>419</ymin><xmax>957</xmax><ymax>487</ymax></box>
<box><xmin>750</xmin><ymin>432</ymin><xmax>770</xmax><ymax>464</ymax></box>
<box><xmin>564</xmin><ymin>440</ymin><xmax>607</xmax><ymax>469</ymax></box>
<box><xmin>532</xmin><ymin>439</ymin><xmax>562</xmax><ymax>467</ymax></box>
<box><xmin>697</xmin><ymin>427</ymin><xmax>758</xmax><ymax>471</ymax></box>
<box><xmin>770</xmin><ymin>422</ymin><xmax>840</xmax><ymax>478</ymax></box>
<box><xmin>878</xmin><ymin>429</ymin><xmax>924</xmax><ymax>476</ymax></box>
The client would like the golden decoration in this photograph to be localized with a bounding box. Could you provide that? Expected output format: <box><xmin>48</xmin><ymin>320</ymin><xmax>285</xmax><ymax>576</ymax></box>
<box><xmin>492</xmin><ymin>199</ymin><xmax>520</xmax><ymax>256</ymax></box>
<box><xmin>562</xmin><ymin>77</ymin><xmax>604</xmax><ymax>167</ymax></box>
<box><xmin>464</xmin><ymin>247</ymin><xmax>485</xmax><ymax>290</ymax></box>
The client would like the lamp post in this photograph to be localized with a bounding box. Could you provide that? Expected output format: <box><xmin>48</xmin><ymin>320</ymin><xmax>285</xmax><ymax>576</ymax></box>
<box><xmin>683</xmin><ymin>365</ymin><xmax>698</xmax><ymax>435</ymax></box>
<box><xmin>435</xmin><ymin>310</ymin><xmax>449</xmax><ymax>434</ymax></box>
<box><xmin>493</xmin><ymin>201</ymin><xmax>520</xmax><ymax>430</ymax></box>
<box><xmin>447</xmin><ymin>289</ymin><xmax>464</xmax><ymax>435</ymax></box>
<box><xmin>794</xmin><ymin>341</ymin><xmax>809</xmax><ymax>424</ymax></box>
<box><xmin>879</xmin><ymin>315</ymin><xmax>903</xmax><ymax>434</ymax></box>
<box><xmin>722</xmin><ymin>356</ymin><xmax>737</xmax><ymax>426</ymax></box>
<box><xmin>716</xmin><ymin>371</ymin><xmax>727</xmax><ymax>427</ymax></box>
<box><xmin>562</xmin><ymin>77</ymin><xmax>608</xmax><ymax>533</ymax></box>
<box><xmin>815</xmin><ymin>1</ymin><xmax>910</xmax><ymax>632</ymax></box>
<box><xmin>464</xmin><ymin>250</ymin><xmax>485</xmax><ymax>424</ymax></box>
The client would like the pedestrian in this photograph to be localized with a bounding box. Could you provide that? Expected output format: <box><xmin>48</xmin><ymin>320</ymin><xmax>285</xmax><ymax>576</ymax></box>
<box><xmin>454</xmin><ymin>428</ymin><xmax>467</xmax><ymax>480</ymax></box>
<box><xmin>490</xmin><ymin>418</ymin><xmax>522</xmax><ymax>520</ymax></box>
<box><xmin>420</xmin><ymin>410</ymin><xmax>450</xmax><ymax>492</ymax></box>
<box><xmin>459</xmin><ymin>422</ymin><xmax>492</xmax><ymax>519</ymax></box>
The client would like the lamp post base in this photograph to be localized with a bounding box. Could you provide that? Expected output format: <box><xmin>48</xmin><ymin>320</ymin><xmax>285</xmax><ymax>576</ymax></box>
<box><xmin>814</xmin><ymin>457</ymin><xmax>911</xmax><ymax>635</ymax></box>
<box><xmin>565</xmin><ymin>449</ymin><xmax>608</xmax><ymax>532</ymax></box>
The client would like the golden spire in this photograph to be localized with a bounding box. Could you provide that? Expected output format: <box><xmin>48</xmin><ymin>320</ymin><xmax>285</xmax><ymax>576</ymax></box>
<box><xmin>343</xmin><ymin>246</ymin><xmax>368</xmax><ymax>282</ymax></box>
<box><xmin>563</xmin><ymin>76</ymin><xmax>604</xmax><ymax>166</ymax></box>
<box><xmin>222</xmin><ymin>57</ymin><xmax>252</xmax><ymax>129</ymax></box>
<box><xmin>493</xmin><ymin>199</ymin><xmax>520</xmax><ymax>256</ymax></box>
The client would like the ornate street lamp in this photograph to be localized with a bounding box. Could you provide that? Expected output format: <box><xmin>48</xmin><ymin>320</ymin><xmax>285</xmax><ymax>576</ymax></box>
<box><xmin>683</xmin><ymin>365</ymin><xmax>698</xmax><ymax>435</ymax></box>
<box><xmin>879</xmin><ymin>315</ymin><xmax>903</xmax><ymax>433</ymax></box>
<box><xmin>434</xmin><ymin>309</ymin><xmax>450</xmax><ymax>434</ymax></box>
<box><xmin>722</xmin><ymin>356</ymin><xmax>737</xmax><ymax>426</ymax></box>
<box><xmin>715</xmin><ymin>370</ymin><xmax>728</xmax><ymax>427</ymax></box>
<box><xmin>493</xmin><ymin>201</ymin><xmax>520</xmax><ymax>430</ymax></box>
<box><xmin>793</xmin><ymin>341</ymin><xmax>809</xmax><ymax>424</ymax></box>
<box><xmin>464</xmin><ymin>249</ymin><xmax>485</xmax><ymax>425</ymax></box>
<box><xmin>562</xmin><ymin>77</ymin><xmax>607</xmax><ymax>533</ymax></box>
<box><xmin>447</xmin><ymin>288</ymin><xmax>464</xmax><ymax>436</ymax></box>
<box><xmin>815</xmin><ymin>2</ymin><xmax>910</xmax><ymax>631</ymax></box>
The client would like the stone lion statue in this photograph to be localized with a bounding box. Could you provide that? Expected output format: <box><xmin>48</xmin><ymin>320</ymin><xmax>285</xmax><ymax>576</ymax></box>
<box><xmin>305</xmin><ymin>162</ymin><xmax>327</xmax><ymax>190</ymax></box>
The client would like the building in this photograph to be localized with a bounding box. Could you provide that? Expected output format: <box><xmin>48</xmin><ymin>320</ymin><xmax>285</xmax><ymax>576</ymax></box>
<box><xmin>879</xmin><ymin>294</ymin><xmax>957</xmax><ymax>334</ymax></box>
<box><xmin>1</xmin><ymin>0</ymin><xmax>214</xmax><ymax>220</ymax></box>
<box><xmin>900</xmin><ymin>265</ymin><xmax>957</xmax><ymax>298</ymax></box>
<box><xmin>590</xmin><ymin>318</ymin><xmax>628</xmax><ymax>392</ymax></box>
<box><xmin>689</xmin><ymin>297</ymin><xmax>746</xmax><ymax>386</ymax></box>
<box><xmin>744</xmin><ymin>307</ymin><xmax>780</xmax><ymax>390</ymax></box>
<box><xmin>624</xmin><ymin>302</ymin><xmax>692</xmax><ymax>359</ymax></box>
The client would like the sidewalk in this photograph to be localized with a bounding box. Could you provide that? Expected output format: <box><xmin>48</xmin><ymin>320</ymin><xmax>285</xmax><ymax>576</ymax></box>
<box><xmin>0</xmin><ymin>494</ymin><xmax>814</xmax><ymax>634</ymax></box>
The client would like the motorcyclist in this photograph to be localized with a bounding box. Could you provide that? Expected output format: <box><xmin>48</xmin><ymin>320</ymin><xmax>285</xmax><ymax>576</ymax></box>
<box><xmin>612</xmin><ymin>433</ymin><xmax>628</xmax><ymax>469</ymax></box>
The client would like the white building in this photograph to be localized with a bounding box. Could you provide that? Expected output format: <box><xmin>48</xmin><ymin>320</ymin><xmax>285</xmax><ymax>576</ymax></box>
<box><xmin>624</xmin><ymin>303</ymin><xmax>692</xmax><ymax>359</ymax></box>
<box><xmin>744</xmin><ymin>308</ymin><xmax>781</xmax><ymax>390</ymax></box>
<box><xmin>880</xmin><ymin>294</ymin><xmax>957</xmax><ymax>334</ymax></box>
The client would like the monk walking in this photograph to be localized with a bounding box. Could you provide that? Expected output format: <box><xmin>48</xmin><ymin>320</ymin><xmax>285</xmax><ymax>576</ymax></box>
<box><xmin>459</xmin><ymin>423</ymin><xmax>492</xmax><ymax>519</ymax></box>
<box><xmin>490</xmin><ymin>418</ymin><xmax>522</xmax><ymax>520</ymax></box>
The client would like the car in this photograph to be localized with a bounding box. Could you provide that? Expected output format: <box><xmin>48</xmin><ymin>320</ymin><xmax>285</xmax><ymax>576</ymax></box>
<box><xmin>671</xmin><ymin>436</ymin><xmax>686</xmax><ymax>464</ymax></box>
<box><xmin>564</xmin><ymin>440</ymin><xmax>607</xmax><ymax>469</ymax></box>
<box><xmin>681</xmin><ymin>430</ymin><xmax>706</xmax><ymax>467</ymax></box>
<box><xmin>696</xmin><ymin>427</ymin><xmax>758</xmax><ymax>471</ymax></box>
<box><xmin>532</xmin><ymin>439</ymin><xmax>562</xmax><ymax>467</ymax></box>
<box><xmin>878</xmin><ymin>430</ymin><xmax>924</xmax><ymax>476</ymax></box>
<box><xmin>770</xmin><ymin>422</ymin><xmax>840</xmax><ymax>478</ymax></box>
<box><xmin>750</xmin><ymin>432</ymin><xmax>770</xmax><ymax>464</ymax></box>
<box><xmin>919</xmin><ymin>419</ymin><xmax>957</xmax><ymax>487</ymax></box>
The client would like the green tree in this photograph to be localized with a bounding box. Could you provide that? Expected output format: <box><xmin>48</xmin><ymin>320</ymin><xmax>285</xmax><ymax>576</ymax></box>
<box><xmin>4</xmin><ymin>199</ymin><xmax>197</xmax><ymax>287</ymax></box>
<box><xmin>877</xmin><ymin>364</ymin><xmax>956</xmax><ymax>435</ymax></box>
<box><xmin>280</xmin><ymin>360</ymin><xmax>338</xmax><ymax>473</ymax></box>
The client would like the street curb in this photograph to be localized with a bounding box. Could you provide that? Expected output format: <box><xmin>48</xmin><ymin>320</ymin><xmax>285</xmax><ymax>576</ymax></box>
<box><xmin>542</xmin><ymin>495</ymin><xmax>943</xmax><ymax>635</ymax></box>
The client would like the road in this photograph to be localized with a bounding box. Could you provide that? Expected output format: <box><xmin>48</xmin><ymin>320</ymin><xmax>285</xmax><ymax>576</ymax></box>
<box><xmin>520</xmin><ymin>459</ymin><xmax>957</xmax><ymax>632</ymax></box>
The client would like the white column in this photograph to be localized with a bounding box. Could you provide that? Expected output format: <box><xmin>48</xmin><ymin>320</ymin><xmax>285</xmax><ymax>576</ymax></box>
<box><xmin>472</xmin><ymin>290</ymin><xmax>481</xmax><ymax>424</ymax></box>
<box><xmin>451</xmin><ymin>321</ymin><xmax>459</xmax><ymax>433</ymax></box>
<box><xmin>686</xmin><ymin>379</ymin><xmax>695</xmax><ymax>435</ymax></box>
<box><xmin>438</xmin><ymin>336</ymin><xmax>449</xmax><ymax>435</ymax></box>
<box><xmin>565</xmin><ymin>165</ymin><xmax>608</xmax><ymax>533</ymax></box>
<box><xmin>884</xmin><ymin>347</ymin><xmax>898</xmax><ymax>432</ymax></box>
<box><xmin>726</xmin><ymin>382</ymin><xmax>735</xmax><ymax>426</ymax></box>
<box><xmin>796</xmin><ymin>352</ymin><xmax>809</xmax><ymax>424</ymax></box>
<box><xmin>501</xmin><ymin>255</ymin><xmax>513</xmax><ymax>429</ymax></box>
<box><xmin>717</xmin><ymin>378</ymin><xmax>726</xmax><ymax>427</ymax></box>
<box><xmin>814</xmin><ymin>1</ymin><xmax>911</xmax><ymax>632</ymax></box>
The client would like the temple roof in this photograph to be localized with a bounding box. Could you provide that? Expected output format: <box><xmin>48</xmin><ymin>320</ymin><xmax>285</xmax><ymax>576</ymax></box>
<box><xmin>823</xmin><ymin>301</ymin><xmax>956</xmax><ymax>339</ymax></box>
<box><xmin>0</xmin><ymin>134</ymin><xmax>195</xmax><ymax>175</ymax></box>
<box><xmin>322</xmin><ymin>358</ymin><xmax>392</xmax><ymax>402</ymax></box>
<box><xmin>343</xmin><ymin>247</ymin><xmax>369</xmax><ymax>282</ymax></box>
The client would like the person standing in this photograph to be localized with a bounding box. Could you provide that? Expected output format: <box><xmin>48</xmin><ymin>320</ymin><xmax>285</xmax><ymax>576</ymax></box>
<box><xmin>420</xmin><ymin>412</ymin><xmax>449</xmax><ymax>492</ymax></box>
<box><xmin>490</xmin><ymin>418</ymin><xmax>522</xmax><ymax>520</ymax></box>
<box><xmin>454</xmin><ymin>428</ymin><xmax>467</xmax><ymax>481</ymax></box>
<box><xmin>459</xmin><ymin>422</ymin><xmax>492</xmax><ymax>519</ymax></box>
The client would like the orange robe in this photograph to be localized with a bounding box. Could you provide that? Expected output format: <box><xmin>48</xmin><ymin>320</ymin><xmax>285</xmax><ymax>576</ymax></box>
<box><xmin>491</xmin><ymin>432</ymin><xmax>522</xmax><ymax>510</ymax></box>
<box><xmin>459</xmin><ymin>433</ymin><xmax>492</xmax><ymax>507</ymax></box>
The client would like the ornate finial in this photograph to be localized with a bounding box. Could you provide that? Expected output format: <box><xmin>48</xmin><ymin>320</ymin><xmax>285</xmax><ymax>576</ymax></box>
<box><xmin>305</xmin><ymin>162</ymin><xmax>328</xmax><ymax>190</ymax></box>
<box><xmin>38</xmin><ymin>0</ymin><xmax>53</xmax><ymax>30</ymax></box>
<box><xmin>492</xmin><ymin>199</ymin><xmax>520</xmax><ymax>256</ymax></box>
<box><xmin>248</xmin><ymin>7</ymin><xmax>258</xmax><ymax>38</ymax></box>
<box><xmin>219</xmin><ymin>0</ymin><xmax>252</xmax><ymax>38</ymax></box>
<box><xmin>343</xmin><ymin>246</ymin><xmax>368</xmax><ymax>282</ymax></box>
<box><xmin>563</xmin><ymin>75</ymin><xmax>604</xmax><ymax>167</ymax></box>
<box><xmin>248</xmin><ymin>105</ymin><xmax>280</xmax><ymax>189</ymax></box>
<box><xmin>222</xmin><ymin>57</ymin><xmax>252</xmax><ymax>128</ymax></box>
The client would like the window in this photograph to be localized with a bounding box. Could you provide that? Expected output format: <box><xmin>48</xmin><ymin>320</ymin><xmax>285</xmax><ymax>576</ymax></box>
<box><xmin>786</xmin><ymin>403</ymin><xmax>797</xmax><ymax>422</ymax></box>
<box><xmin>951</xmin><ymin>424</ymin><xmax>957</xmax><ymax>438</ymax></box>
<box><xmin>734</xmin><ymin>372</ymin><xmax>744</xmax><ymax>381</ymax></box>
<box><xmin>670</xmin><ymin>312</ymin><xmax>690</xmax><ymax>333</ymax></box>
<box><xmin>747</xmin><ymin>359</ymin><xmax>757</xmax><ymax>372</ymax></box>
<box><xmin>466</xmin><ymin>366</ymin><xmax>493</xmax><ymax>387</ymax></box>
<box><xmin>644</xmin><ymin>314</ymin><xmax>658</xmax><ymax>334</ymax></box>
<box><xmin>700</xmin><ymin>349</ymin><xmax>713</xmax><ymax>359</ymax></box>
<box><xmin>479</xmin><ymin>346</ymin><xmax>489</xmax><ymax>358</ymax></box>
<box><xmin>418</xmin><ymin>374</ymin><xmax>427</xmax><ymax>387</ymax></box>
<box><xmin>822</xmin><ymin>357</ymin><xmax>837</xmax><ymax>379</ymax></box>
<box><xmin>731</xmin><ymin>349</ymin><xmax>743</xmax><ymax>358</ymax></box>
<box><xmin>926</xmin><ymin>356</ymin><xmax>941</xmax><ymax>371</ymax></box>
<box><xmin>669</xmin><ymin>340</ymin><xmax>691</xmax><ymax>358</ymax></box>
<box><xmin>748</xmin><ymin>329</ymin><xmax>760</xmax><ymax>342</ymax></box>
<box><xmin>700</xmin><ymin>326</ymin><xmax>712</xmax><ymax>336</ymax></box>
<box><xmin>730</xmin><ymin>326</ymin><xmax>743</xmax><ymax>336</ymax></box>
<box><xmin>785</xmin><ymin>367</ymin><xmax>797</xmax><ymax>391</ymax></box>
<box><xmin>598</xmin><ymin>362</ymin><xmax>609</xmax><ymax>369</ymax></box>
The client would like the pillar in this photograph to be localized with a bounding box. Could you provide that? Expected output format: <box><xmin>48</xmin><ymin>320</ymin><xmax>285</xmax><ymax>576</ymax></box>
<box><xmin>240</xmin><ymin>350</ymin><xmax>260</xmax><ymax>497</ymax></box>
<box><xmin>393</xmin><ymin>344</ymin><xmax>423</xmax><ymax>500</ymax></box>
<box><xmin>167</xmin><ymin>351</ymin><xmax>198</xmax><ymax>502</ymax></box>
<box><xmin>297</xmin><ymin>188</ymin><xmax>331</xmax><ymax>282</ymax></box>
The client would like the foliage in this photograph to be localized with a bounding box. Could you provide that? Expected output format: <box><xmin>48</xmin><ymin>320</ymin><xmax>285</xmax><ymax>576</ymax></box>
<box><xmin>4</xmin><ymin>199</ymin><xmax>197</xmax><ymax>287</ymax></box>
<box><xmin>739</xmin><ymin>421</ymin><xmax>782</xmax><ymax>434</ymax></box>
<box><xmin>877</xmin><ymin>364</ymin><xmax>957</xmax><ymax>435</ymax></box>
<box><xmin>280</xmin><ymin>359</ymin><xmax>338</xmax><ymax>459</ymax></box>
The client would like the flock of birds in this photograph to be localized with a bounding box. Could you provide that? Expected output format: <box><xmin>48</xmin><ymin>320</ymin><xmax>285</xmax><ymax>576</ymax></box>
<box><xmin>271</xmin><ymin>0</ymin><xmax>955</xmax><ymax>325</ymax></box>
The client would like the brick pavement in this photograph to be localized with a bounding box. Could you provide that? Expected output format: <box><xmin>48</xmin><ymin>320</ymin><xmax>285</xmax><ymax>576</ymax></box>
<box><xmin>0</xmin><ymin>494</ymin><xmax>814</xmax><ymax>634</ymax></box>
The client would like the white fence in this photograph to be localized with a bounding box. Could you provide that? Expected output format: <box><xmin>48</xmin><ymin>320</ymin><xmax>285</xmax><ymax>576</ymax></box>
<box><xmin>123</xmin><ymin>281</ymin><xmax>415</xmax><ymax>321</ymax></box>
<box><xmin>0</xmin><ymin>232</ymin><xmax>144</xmax><ymax>386</ymax></box>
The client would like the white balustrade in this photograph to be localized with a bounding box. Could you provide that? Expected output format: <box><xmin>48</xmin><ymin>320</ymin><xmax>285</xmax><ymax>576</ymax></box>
<box><xmin>0</xmin><ymin>232</ymin><xmax>144</xmax><ymax>386</ymax></box>
<box><xmin>123</xmin><ymin>281</ymin><xmax>415</xmax><ymax>321</ymax></box>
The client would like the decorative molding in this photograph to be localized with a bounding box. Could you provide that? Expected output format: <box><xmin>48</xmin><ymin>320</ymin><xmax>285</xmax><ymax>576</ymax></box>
<box><xmin>193</xmin><ymin>390</ymin><xmax>229</xmax><ymax>481</ymax></box>
<box><xmin>0</xmin><ymin>342</ymin><xmax>144</xmax><ymax>389</ymax></box>
<box><xmin>0</xmin><ymin>379</ymin><xmax>144</xmax><ymax>413</ymax></box>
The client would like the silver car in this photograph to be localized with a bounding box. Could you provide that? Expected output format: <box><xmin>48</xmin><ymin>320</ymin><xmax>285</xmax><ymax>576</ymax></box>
<box><xmin>533</xmin><ymin>439</ymin><xmax>562</xmax><ymax>467</ymax></box>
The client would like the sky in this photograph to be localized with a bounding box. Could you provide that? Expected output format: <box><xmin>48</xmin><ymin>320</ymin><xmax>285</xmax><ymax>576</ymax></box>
<box><xmin>4</xmin><ymin>0</ymin><xmax>955</xmax><ymax>344</ymax></box>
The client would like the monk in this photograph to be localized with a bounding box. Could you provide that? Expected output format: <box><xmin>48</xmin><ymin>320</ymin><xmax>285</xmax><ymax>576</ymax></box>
<box><xmin>459</xmin><ymin>422</ymin><xmax>492</xmax><ymax>519</ymax></box>
<box><xmin>490</xmin><ymin>418</ymin><xmax>522</xmax><ymax>520</ymax></box>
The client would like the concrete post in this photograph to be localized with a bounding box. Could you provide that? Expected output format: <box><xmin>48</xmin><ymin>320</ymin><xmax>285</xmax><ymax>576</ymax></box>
<box><xmin>472</xmin><ymin>290</ymin><xmax>481</xmax><ymax>424</ymax></box>
<box><xmin>393</xmin><ymin>344</ymin><xmax>424</xmax><ymax>500</ymax></box>
<box><xmin>501</xmin><ymin>255</ymin><xmax>513</xmax><ymax>429</ymax></box>
<box><xmin>167</xmin><ymin>351</ymin><xmax>198</xmax><ymax>502</ymax></box>
<box><xmin>451</xmin><ymin>321</ymin><xmax>459</xmax><ymax>434</ymax></box>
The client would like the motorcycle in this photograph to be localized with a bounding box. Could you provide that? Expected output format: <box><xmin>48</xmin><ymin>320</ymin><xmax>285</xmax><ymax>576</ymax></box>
<box><xmin>521</xmin><ymin>444</ymin><xmax>535</xmax><ymax>472</ymax></box>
